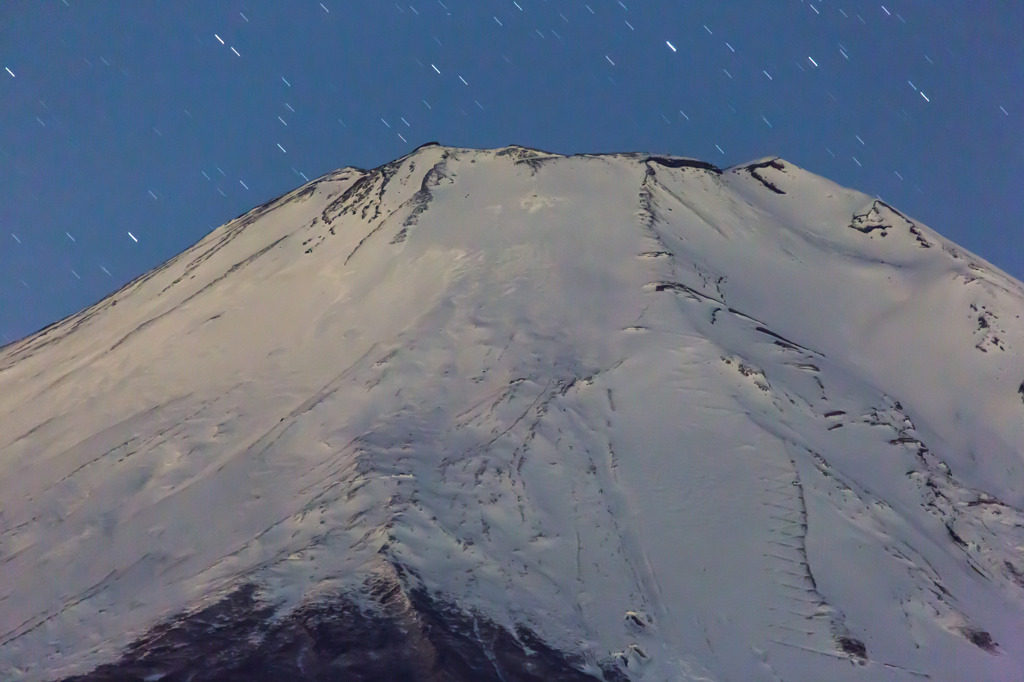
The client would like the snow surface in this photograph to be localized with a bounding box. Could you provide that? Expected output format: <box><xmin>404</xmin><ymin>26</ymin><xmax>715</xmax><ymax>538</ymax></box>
<box><xmin>2</xmin><ymin>144</ymin><xmax>1024</xmax><ymax>680</ymax></box>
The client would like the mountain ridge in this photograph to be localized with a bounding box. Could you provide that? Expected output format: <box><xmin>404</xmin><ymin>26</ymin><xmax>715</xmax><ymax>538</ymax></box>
<box><xmin>1</xmin><ymin>144</ymin><xmax>1023</xmax><ymax>681</ymax></box>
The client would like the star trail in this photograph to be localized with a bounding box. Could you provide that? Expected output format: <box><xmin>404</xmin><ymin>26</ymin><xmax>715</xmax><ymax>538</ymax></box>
<box><xmin>0</xmin><ymin>1</ymin><xmax>1022</xmax><ymax>344</ymax></box>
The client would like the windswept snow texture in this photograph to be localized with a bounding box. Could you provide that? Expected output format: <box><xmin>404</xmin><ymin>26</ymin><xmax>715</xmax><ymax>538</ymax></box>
<box><xmin>2</xmin><ymin>145</ymin><xmax>1024</xmax><ymax>682</ymax></box>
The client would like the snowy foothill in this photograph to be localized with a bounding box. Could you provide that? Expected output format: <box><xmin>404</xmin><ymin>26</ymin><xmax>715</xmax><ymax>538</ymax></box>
<box><xmin>1</xmin><ymin>144</ymin><xmax>1023</xmax><ymax>681</ymax></box>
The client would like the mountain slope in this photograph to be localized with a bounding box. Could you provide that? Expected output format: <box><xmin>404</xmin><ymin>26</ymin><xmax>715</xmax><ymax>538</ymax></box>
<box><xmin>2</xmin><ymin>144</ymin><xmax>1023</xmax><ymax>681</ymax></box>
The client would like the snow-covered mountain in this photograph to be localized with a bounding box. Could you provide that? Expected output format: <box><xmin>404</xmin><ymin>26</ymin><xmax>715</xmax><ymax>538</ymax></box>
<box><xmin>2</xmin><ymin>143</ymin><xmax>1023</xmax><ymax>681</ymax></box>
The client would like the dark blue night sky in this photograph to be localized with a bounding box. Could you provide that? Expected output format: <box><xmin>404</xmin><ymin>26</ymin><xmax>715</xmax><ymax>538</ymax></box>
<box><xmin>2</xmin><ymin>1</ymin><xmax>1021</xmax><ymax>343</ymax></box>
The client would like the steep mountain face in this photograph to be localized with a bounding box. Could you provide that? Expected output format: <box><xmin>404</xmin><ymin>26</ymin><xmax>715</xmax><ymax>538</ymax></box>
<box><xmin>2</xmin><ymin>144</ymin><xmax>1023</xmax><ymax>681</ymax></box>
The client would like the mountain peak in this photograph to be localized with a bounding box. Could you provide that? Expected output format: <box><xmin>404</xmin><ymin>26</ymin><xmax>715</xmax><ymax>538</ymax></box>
<box><xmin>2</xmin><ymin>146</ymin><xmax>1023</xmax><ymax>681</ymax></box>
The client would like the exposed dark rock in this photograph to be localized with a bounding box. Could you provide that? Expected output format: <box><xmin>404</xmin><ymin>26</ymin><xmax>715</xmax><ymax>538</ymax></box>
<box><xmin>402</xmin><ymin>158</ymin><xmax>450</xmax><ymax>229</ymax></box>
<box><xmin>743</xmin><ymin>159</ymin><xmax>787</xmax><ymax>194</ymax></box>
<box><xmin>624</xmin><ymin>611</ymin><xmax>650</xmax><ymax>631</ymax></box>
<box><xmin>645</xmin><ymin>156</ymin><xmax>722</xmax><ymax>174</ymax></box>
<box><xmin>322</xmin><ymin>172</ymin><xmax>373</xmax><ymax>225</ymax></box>
<box><xmin>945</xmin><ymin>522</ymin><xmax>968</xmax><ymax>548</ymax></box>
<box><xmin>496</xmin><ymin>146</ymin><xmax>558</xmax><ymax>166</ymax></box>
<box><xmin>848</xmin><ymin>198</ymin><xmax>931</xmax><ymax>246</ymax></box>
<box><xmin>516</xmin><ymin>155</ymin><xmax>555</xmax><ymax>172</ymax></box>
<box><xmin>849</xmin><ymin>202</ymin><xmax>892</xmax><ymax>235</ymax></box>
<box><xmin>754</xmin><ymin>326</ymin><xmax>805</xmax><ymax>351</ymax></box>
<box><xmin>1005</xmin><ymin>560</ymin><xmax>1024</xmax><ymax>588</ymax></box>
<box><xmin>62</xmin><ymin>576</ymin><xmax>620</xmax><ymax>682</ymax></box>
<box><xmin>836</xmin><ymin>635</ymin><xmax>868</xmax><ymax>661</ymax></box>
<box><xmin>494</xmin><ymin>147</ymin><xmax>559</xmax><ymax>174</ymax></box>
<box><xmin>654</xmin><ymin>281</ymin><xmax>688</xmax><ymax>293</ymax></box>
<box><xmin>499</xmin><ymin>144</ymin><xmax>557</xmax><ymax>156</ymax></box>
<box><xmin>908</xmin><ymin>224</ymin><xmax>932</xmax><ymax>248</ymax></box>
<box><xmin>960</xmin><ymin>627</ymin><xmax>998</xmax><ymax>654</ymax></box>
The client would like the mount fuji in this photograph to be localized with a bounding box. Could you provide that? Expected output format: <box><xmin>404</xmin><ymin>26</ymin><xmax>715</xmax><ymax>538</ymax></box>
<box><xmin>2</xmin><ymin>144</ymin><xmax>1023</xmax><ymax>681</ymax></box>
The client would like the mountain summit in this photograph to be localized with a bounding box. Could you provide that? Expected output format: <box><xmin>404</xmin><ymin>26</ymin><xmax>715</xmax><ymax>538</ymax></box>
<box><xmin>2</xmin><ymin>144</ymin><xmax>1023</xmax><ymax>681</ymax></box>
